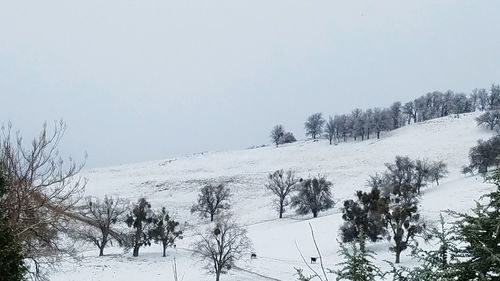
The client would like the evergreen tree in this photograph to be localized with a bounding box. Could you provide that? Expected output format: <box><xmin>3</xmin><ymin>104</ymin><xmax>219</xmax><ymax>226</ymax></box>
<box><xmin>334</xmin><ymin>234</ymin><xmax>384</xmax><ymax>281</ymax></box>
<box><xmin>402</xmin><ymin>214</ymin><xmax>459</xmax><ymax>281</ymax></box>
<box><xmin>125</xmin><ymin>198</ymin><xmax>154</xmax><ymax>257</ymax></box>
<box><xmin>0</xmin><ymin>168</ymin><xmax>26</xmax><ymax>281</ymax></box>
<box><xmin>150</xmin><ymin>207</ymin><xmax>184</xmax><ymax>257</ymax></box>
<box><xmin>340</xmin><ymin>188</ymin><xmax>388</xmax><ymax>243</ymax></box>
<box><xmin>449</xmin><ymin>169</ymin><xmax>500</xmax><ymax>280</ymax></box>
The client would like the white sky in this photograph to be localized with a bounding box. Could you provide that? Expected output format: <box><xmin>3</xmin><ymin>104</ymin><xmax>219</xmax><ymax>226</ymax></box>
<box><xmin>1</xmin><ymin>0</ymin><xmax>500</xmax><ymax>168</ymax></box>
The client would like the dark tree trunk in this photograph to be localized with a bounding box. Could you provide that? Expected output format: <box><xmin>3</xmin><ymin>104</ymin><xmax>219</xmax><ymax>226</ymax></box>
<box><xmin>210</xmin><ymin>213</ymin><xmax>214</xmax><ymax>222</ymax></box>
<box><xmin>133</xmin><ymin>245</ymin><xmax>140</xmax><ymax>257</ymax></box>
<box><xmin>99</xmin><ymin>233</ymin><xmax>108</xmax><ymax>256</ymax></box>
<box><xmin>163</xmin><ymin>243</ymin><xmax>167</xmax><ymax>257</ymax></box>
<box><xmin>312</xmin><ymin>210</ymin><xmax>318</xmax><ymax>218</ymax></box>
<box><xmin>377</xmin><ymin>131</ymin><xmax>380</xmax><ymax>139</ymax></box>
<box><xmin>279</xmin><ymin>200</ymin><xmax>284</xmax><ymax>219</ymax></box>
<box><xmin>395</xmin><ymin>249</ymin><xmax>401</xmax><ymax>264</ymax></box>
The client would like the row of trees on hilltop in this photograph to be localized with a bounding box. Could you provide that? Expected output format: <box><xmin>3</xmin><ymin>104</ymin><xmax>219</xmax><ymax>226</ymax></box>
<box><xmin>271</xmin><ymin>84</ymin><xmax>500</xmax><ymax>146</ymax></box>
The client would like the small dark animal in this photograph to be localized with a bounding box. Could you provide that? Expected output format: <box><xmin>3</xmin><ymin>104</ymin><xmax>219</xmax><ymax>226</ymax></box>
<box><xmin>251</xmin><ymin>253</ymin><xmax>257</xmax><ymax>259</ymax></box>
<box><xmin>310</xmin><ymin>257</ymin><xmax>317</xmax><ymax>264</ymax></box>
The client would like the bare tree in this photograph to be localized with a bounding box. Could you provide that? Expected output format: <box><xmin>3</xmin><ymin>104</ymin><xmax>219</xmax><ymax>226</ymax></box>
<box><xmin>413</xmin><ymin>159</ymin><xmax>431</xmax><ymax>195</ymax></box>
<box><xmin>291</xmin><ymin>175</ymin><xmax>334</xmax><ymax>218</ymax></box>
<box><xmin>191</xmin><ymin>184</ymin><xmax>231</xmax><ymax>222</ymax></box>
<box><xmin>477</xmin><ymin>88</ymin><xmax>489</xmax><ymax>111</ymax></box>
<box><xmin>305</xmin><ymin>113</ymin><xmax>325</xmax><ymax>140</ymax></box>
<box><xmin>270</xmin><ymin>124</ymin><xmax>285</xmax><ymax>147</ymax></box>
<box><xmin>325</xmin><ymin>116</ymin><xmax>336</xmax><ymax>145</ymax></box>
<box><xmin>390</xmin><ymin>102</ymin><xmax>402</xmax><ymax>129</ymax></box>
<box><xmin>429</xmin><ymin>161</ymin><xmax>448</xmax><ymax>185</ymax></box>
<box><xmin>0</xmin><ymin>121</ymin><xmax>86</xmax><ymax>280</ymax></box>
<box><xmin>77</xmin><ymin>196</ymin><xmax>128</xmax><ymax>256</ymax></box>
<box><xmin>476</xmin><ymin>110</ymin><xmax>500</xmax><ymax>130</ymax></box>
<box><xmin>192</xmin><ymin>215</ymin><xmax>252</xmax><ymax>281</ymax></box>
<box><xmin>265</xmin><ymin>169</ymin><xmax>300</xmax><ymax>218</ymax></box>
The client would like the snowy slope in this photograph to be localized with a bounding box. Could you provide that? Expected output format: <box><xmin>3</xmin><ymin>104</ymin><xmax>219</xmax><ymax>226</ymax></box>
<box><xmin>51</xmin><ymin>112</ymin><xmax>497</xmax><ymax>281</ymax></box>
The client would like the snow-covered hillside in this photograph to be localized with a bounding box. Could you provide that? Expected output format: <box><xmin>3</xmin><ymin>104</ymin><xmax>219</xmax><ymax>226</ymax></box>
<box><xmin>52</xmin><ymin>112</ymin><xmax>497</xmax><ymax>281</ymax></box>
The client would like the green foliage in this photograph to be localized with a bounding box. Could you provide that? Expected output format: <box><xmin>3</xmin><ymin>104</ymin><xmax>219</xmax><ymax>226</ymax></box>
<box><xmin>295</xmin><ymin>268</ymin><xmax>316</xmax><ymax>281</ymax></box>
<box><xmin>448</xmin><ymin>169</ymin><xmax>500</xmax><ymax>280</ymax></box>
<box><xmin>125</xmin><ymin>198</ymin><xmax>154</xmax><ymax>257</ymax></box>
<box><xmin>340</xmin><ymin>188</ymin><xmax>388</xmax><ymax>243</ymax></box>
<box><xmin>0</xmin><ymin>168</ymin><xmax>27</xmax><ymax>281</ymax></box>
<box><xmin>334</xmin><ymin>235</ymin><xmax>384</xmax><ymax>281</ymax></box>
<box><xmin>149</xmin><ymin>207</ymin><xmax>184</xmax><ymax>257</ymax></box>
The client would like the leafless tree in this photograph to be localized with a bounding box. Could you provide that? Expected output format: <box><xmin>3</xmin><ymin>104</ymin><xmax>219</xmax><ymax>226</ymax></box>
<box><xmin>192</xmin><ymin>215</ymin><xmax>252</xmax><ymax>281</ymax></box>
<box><xmin>77</xmin><ymin>196</ymin><xmax>128</xmax><ymax>256</ymax></box>
<box><xmin>191</xmin><ymin>184</ymin><xmax>231</xmax><ymax>222</ymax></box>
<box><xmin>305</xmin><ymin>113</ymin><xmax>325</xmax><ymax>140</ymax></box>
<box><xmin>476</xmin><ymin>110</ymin><xmax>500</xmax><ymax>130</ymax></box>
<box><xmin>0</xmin><ymin>121</ymin><xmax>86</xmax><ymax>280</ymax></box>
<box><xmin>429</xmin><ymin>161</ymin><xmax>448</xmax><ymax>186</ymax></box>
<box><xmin>477</xmin><ymin>88</ymin><xmax>489</xmax><ymax>111</ymax></box>
<box><xmin>325</xmin><ymin>116</ymin><xmax>336</xmax><ymax>145</ymax></box>
<box><xmin>265</xmin><ymin>169</ymin><xmax>300</xmax><ymax>218</ymax></box>
<box><xmin>270</xmin><ymin>125</ymin><xmax>285</xmax><ymax>147</ymax></box>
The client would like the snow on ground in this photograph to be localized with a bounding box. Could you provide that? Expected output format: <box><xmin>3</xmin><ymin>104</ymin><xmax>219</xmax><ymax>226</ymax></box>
<box><xmin>51</xmin><ymin>112</ymin><xmax>497</xmax><ymax>281</ymax></box>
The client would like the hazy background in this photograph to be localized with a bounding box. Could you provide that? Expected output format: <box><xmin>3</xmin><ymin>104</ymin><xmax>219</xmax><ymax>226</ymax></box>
<box><xmin>1</xmin><ymin>0</ymin><xmax>500</xmax><ymax>168</ymax></box>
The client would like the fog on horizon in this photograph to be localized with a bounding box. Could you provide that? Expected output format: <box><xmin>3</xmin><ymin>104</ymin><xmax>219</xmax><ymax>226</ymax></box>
<box><xmin>1</xmin><ymin>0</ymin><xmax>499</xmax><ymax>168</ymax></box>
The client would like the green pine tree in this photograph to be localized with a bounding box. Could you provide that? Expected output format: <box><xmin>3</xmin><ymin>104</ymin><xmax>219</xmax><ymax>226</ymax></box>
<box><xmin>450</xmin><ymin>168</ymin><xmax>500</xmax><ymax>280</ymax></box>
<box><xmin>0</xmin><ymin>168</ymin><xmax>27</xmax><ymax>281</ymax></box>
<box><xmin>396</xmin><ymin>214</ymin><xmax>458</xmax><ymax>281</ymax></box>
<box><xmin>334</xmin><ymin>234</ymin><xmax>384</xmax><ymax>281</ymax></box>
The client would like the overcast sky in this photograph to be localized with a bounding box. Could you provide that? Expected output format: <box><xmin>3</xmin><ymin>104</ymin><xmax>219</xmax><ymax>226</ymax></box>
<box><xmin>1</xmin><ymin>1</ymin><xmax>500</xmax><ymax>168</ymax></box>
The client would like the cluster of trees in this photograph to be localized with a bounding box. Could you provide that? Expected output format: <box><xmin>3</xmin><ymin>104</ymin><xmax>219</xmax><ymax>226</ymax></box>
<box><xmin>0</xmin><ymin>122</ymin><xmax>187</xmax><ymax>280</ymax></box>
<box><xmin>123</xmin><ymin>198</ymin><xmax>184</xmax><ymax>257</ymax></box>
<box><xmin>270</xmin><ymin>125</ymin><xmax>297</xmax><ymax>147</ymax></box>
<box><xmin>265</xmin><ymin>170</ymin><xmax>335</xmax><ymax>219</ymax></box>
<box><xmin>0</xmin><ymin>122</ymin><xmax>86</xmax><ymax>280</ymax></box>
<box><xmin>75</xmin><ymin>196</ymin><xmax>185</xmax><ymax>258</ymax></box>
<box><xmin>189</xmin><ymin>184</ymin><xmax>253</xmax><ymax>281</ymax></box>
<box><xmin>340</xmin><ymin>156</ymin><xmax>448</xmax><ymax>263</ymax></box>
<box><xmin>272</xmin><ymin>85</ymin><xmax>500</xmax><ymax>146</ymax></box>
<box><xmin>297</xmin><ymin>164</ymin><xmax>499</xmax><ymax>281</ymax></box>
